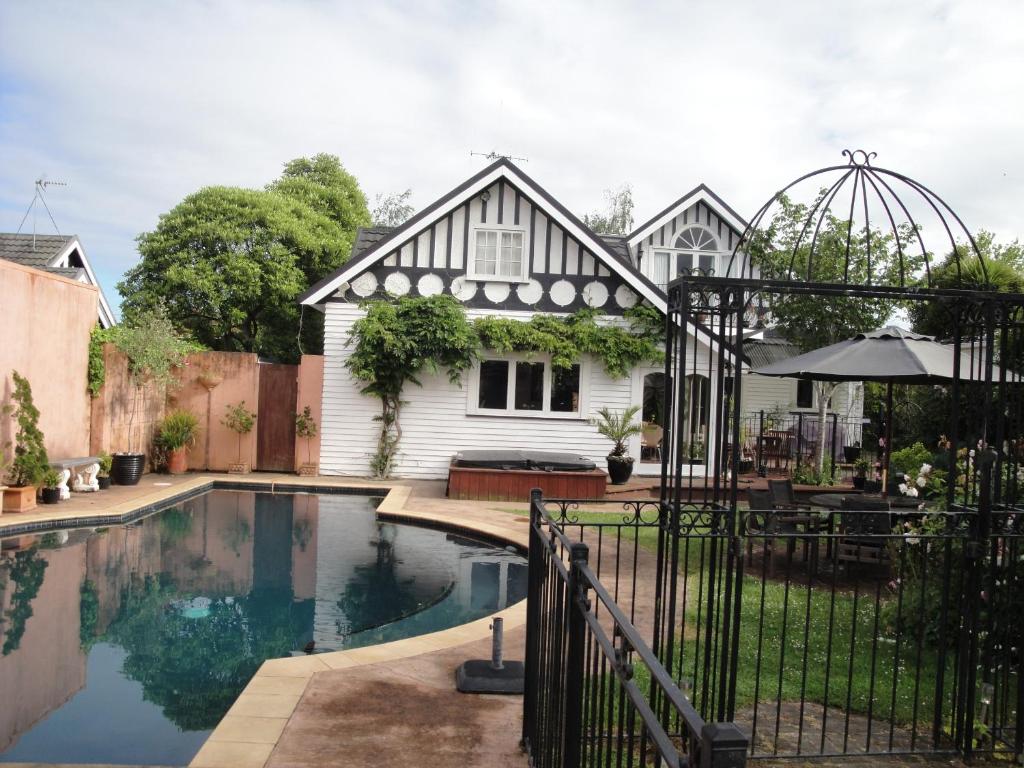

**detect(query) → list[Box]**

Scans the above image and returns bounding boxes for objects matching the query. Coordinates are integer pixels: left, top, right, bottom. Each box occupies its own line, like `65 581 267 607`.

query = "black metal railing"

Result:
735 412 870 480
522 490 748 768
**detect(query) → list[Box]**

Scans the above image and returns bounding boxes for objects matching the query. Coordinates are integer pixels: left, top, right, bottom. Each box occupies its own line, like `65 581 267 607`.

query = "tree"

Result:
121 155 370 362
748 194 912 473
583 184 634 235
371 189 415 227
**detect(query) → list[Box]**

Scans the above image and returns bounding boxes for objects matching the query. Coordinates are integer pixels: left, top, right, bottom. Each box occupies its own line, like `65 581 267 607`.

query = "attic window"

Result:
675 226 718 252
469 226 528 282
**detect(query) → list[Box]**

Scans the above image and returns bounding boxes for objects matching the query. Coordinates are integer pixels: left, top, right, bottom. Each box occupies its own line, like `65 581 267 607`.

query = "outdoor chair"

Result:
761 430 793 472
768 479 811 511
836 497 892 568
745 489 801 577
641 423 663 461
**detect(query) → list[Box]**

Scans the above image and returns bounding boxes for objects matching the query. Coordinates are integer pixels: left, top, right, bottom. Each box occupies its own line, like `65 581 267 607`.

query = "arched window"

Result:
674 226 718 252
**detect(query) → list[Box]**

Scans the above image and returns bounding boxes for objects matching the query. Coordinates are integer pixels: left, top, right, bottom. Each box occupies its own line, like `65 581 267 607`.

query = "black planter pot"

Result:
41 487 61 504
112 453 145 486
606 455 634 485
852 475 866 490
738 459 754 474
843 446 862 463
97 475 112 490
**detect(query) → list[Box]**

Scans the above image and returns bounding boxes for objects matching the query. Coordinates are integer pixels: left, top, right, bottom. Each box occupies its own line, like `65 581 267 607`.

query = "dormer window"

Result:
469 226 529 282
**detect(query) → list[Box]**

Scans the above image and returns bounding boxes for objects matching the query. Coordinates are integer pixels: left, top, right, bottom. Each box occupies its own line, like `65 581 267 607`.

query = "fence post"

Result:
563 541 589 768
795 412 804 473
522 488 545 752
700 722 748 767
756 410 765 476
830 413 839 482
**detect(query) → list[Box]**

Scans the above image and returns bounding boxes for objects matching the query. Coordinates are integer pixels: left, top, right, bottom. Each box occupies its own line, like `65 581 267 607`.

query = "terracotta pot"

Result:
2 485 38 513
167 448 188 475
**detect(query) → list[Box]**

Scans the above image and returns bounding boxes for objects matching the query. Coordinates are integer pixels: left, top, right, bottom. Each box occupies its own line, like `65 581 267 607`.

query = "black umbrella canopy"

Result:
752 326 1017 384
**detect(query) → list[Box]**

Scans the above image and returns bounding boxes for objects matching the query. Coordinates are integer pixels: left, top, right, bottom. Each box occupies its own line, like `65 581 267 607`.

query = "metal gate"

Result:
256 363 297 472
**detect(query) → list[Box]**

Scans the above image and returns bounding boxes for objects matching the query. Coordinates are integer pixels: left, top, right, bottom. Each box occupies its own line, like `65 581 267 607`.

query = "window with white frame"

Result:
650 250 671 289
646 226 722 288
469 227 528 281
471 356 584 417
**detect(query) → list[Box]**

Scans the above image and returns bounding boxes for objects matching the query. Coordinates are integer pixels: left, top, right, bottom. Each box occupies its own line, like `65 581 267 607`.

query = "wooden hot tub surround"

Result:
446 463 607 501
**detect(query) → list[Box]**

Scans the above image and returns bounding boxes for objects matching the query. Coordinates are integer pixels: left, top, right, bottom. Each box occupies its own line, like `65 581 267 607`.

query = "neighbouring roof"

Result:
746 336 802 368
0 233 76 269
0 232 116 328
350 226 396 259
597 233 632 264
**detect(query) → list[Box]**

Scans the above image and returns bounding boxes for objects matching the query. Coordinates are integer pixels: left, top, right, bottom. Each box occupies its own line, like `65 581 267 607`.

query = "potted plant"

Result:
223 402 256 474
852 458 870 490
97 452 113 490
106 306 198 486
155 410 199 475
2 372 49 513
40 469 62 505
591 405 643 485
295 406 318 476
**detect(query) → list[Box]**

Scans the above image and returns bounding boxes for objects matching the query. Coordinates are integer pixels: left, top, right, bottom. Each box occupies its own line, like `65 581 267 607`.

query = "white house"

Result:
300 160 863 479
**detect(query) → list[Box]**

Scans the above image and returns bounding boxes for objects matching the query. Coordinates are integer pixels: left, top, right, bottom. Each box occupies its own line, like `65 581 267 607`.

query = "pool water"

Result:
0 490 526 765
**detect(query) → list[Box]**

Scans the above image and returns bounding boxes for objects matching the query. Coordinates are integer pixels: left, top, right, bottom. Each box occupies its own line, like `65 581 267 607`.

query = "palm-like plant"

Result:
591 405 643 458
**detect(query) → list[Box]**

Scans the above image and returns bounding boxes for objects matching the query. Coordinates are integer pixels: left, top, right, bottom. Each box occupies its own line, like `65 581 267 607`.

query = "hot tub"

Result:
447 450 606 501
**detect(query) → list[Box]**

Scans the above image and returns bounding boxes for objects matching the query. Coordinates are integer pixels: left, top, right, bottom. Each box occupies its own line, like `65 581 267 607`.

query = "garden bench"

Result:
49 456 101 499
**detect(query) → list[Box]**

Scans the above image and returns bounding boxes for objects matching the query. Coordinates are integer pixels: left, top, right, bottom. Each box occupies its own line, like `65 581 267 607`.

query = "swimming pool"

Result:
0 490 526 765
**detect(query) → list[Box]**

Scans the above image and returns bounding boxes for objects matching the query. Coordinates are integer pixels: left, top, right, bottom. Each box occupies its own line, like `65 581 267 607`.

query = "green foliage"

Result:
294 406 318 439
591 406 643 457
347 295 478 477
1 548 48 655
122 154 370 363
106 304 201 388
583 184 634 235
222 402 256 464
97 451 113 477
79 579 99 651
222 402 256 435
371 189 415 227
889 441 934 477
159 506 194 546
6 372 49 487
87 325 113 397
41 468 62 489
474 307 663 379
155 410 200 452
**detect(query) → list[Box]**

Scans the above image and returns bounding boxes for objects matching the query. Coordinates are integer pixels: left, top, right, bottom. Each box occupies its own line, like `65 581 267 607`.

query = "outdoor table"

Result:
806 492 924 511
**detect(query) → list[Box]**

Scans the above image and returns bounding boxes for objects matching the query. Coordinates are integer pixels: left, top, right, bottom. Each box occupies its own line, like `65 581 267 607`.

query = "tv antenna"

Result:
470 150 528 163
16 176 70 248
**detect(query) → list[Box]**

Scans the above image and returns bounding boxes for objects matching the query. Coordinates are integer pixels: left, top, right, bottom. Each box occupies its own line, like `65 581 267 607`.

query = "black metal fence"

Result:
737 412 870 480
522 492 748 768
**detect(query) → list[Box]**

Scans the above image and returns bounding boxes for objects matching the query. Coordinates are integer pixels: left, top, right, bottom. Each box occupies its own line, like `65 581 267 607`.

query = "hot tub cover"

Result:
452 450 597 472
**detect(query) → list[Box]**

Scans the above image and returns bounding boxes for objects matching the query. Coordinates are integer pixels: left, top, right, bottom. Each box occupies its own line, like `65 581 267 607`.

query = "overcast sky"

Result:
2 0 1022 313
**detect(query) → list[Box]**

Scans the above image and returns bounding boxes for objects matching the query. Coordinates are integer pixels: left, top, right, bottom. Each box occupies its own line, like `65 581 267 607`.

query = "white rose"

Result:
916 476 927 488
921 463 932 474
906 487 919 498
898 483 908 495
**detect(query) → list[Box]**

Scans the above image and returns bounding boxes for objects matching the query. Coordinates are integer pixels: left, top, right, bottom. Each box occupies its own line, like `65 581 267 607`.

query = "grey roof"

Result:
597 234 632 264
351 226 397 258
0 233 75 269
45 266 85 279
746 336 802 368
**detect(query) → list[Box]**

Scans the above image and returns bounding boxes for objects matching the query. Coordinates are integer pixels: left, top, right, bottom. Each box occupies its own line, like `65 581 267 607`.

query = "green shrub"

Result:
5 372 49 487
889 442 934 477
155 410 200 451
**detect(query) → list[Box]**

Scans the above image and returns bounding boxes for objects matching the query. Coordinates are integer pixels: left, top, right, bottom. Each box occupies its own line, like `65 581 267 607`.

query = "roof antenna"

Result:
16 176 69 249
470 150 529 163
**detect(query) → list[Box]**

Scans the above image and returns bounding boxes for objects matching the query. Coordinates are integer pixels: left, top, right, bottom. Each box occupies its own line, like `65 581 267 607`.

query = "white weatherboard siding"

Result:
320 303 714 479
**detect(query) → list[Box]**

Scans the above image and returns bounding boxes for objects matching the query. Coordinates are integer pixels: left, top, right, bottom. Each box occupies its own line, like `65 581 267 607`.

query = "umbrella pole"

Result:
882 380 894 499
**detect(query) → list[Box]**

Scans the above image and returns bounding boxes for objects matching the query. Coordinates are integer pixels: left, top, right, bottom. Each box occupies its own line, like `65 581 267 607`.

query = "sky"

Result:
1 0 1022 315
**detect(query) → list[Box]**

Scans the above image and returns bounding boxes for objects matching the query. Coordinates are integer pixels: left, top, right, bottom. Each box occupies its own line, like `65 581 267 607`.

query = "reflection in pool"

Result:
0 490 525 765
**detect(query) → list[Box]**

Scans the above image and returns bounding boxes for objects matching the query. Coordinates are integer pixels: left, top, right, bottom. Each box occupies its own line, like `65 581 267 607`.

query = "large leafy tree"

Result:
120 155 370 362
748 194 914 472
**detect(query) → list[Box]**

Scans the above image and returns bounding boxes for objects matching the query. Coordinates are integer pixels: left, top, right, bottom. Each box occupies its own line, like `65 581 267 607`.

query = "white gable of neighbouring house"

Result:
626 185 753 291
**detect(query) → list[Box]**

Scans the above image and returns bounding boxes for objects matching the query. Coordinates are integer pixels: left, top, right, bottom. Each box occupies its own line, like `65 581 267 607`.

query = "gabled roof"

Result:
627 183 748 248
300 159 671 314
0 233 116 328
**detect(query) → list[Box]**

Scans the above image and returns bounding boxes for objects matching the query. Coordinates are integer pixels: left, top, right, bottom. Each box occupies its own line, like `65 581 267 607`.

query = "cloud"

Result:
1 0 1022 308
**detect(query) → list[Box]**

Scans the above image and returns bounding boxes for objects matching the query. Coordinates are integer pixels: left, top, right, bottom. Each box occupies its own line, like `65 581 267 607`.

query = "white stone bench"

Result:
49 456 101 498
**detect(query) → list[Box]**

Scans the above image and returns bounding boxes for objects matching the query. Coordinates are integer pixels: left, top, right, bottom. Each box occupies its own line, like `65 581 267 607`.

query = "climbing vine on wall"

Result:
347 295 663 477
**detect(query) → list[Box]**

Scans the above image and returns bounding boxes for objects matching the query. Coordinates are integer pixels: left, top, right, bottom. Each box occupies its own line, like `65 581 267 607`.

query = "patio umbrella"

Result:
751 326 1019 495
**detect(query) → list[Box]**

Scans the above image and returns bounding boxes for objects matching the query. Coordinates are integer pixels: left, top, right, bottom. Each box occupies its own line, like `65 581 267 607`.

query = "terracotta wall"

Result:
294 355 323 470
0 260 98 461
169 352 260 471
89 344 167 462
